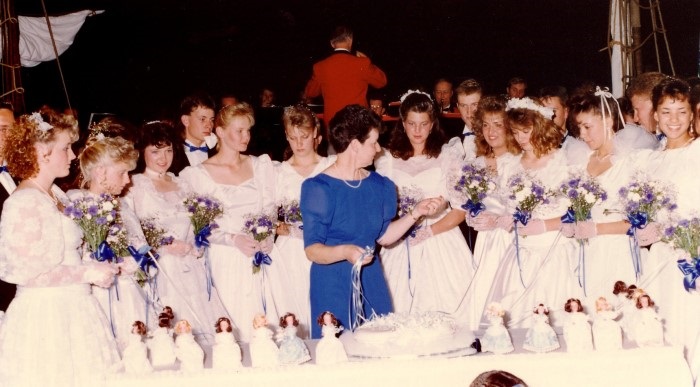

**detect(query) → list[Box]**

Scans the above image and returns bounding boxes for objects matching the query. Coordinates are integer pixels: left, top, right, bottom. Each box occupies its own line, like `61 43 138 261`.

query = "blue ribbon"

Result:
128 245 158 273
577 241 586 296
628 228 643 280
514 208 531 226
560 208 576 224
626 212 648 236
512 219 526 288
185 142 209 152
461 199 486 217
0 165 7 173
194 224 213 248
93 240 116 262
677 258 700 292
253 251 273 267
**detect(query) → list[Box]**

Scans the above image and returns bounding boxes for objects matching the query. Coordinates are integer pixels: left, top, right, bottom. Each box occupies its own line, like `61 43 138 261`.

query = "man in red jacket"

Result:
304 26 387 132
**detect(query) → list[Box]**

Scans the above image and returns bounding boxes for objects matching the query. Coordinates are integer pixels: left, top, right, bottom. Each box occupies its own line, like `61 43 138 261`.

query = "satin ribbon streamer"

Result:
350 246 375 331
512 209 530 288
462 199 486 218
626 212 648 279
677 258 700 292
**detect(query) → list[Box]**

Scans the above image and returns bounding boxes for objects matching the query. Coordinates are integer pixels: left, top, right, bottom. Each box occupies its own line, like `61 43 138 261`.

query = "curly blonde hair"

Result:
78 136 138 188
5 112 78 181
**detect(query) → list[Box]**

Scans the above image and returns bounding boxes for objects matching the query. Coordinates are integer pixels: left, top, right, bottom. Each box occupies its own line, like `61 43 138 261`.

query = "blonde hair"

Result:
174 320 192 335
5 112 78 181
78 136 138 188
215 102 255 129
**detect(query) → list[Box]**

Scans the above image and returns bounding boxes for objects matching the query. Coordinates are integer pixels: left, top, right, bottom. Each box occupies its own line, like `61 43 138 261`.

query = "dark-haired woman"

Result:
124 120 229 340
301 104 444 338
375 91 473 324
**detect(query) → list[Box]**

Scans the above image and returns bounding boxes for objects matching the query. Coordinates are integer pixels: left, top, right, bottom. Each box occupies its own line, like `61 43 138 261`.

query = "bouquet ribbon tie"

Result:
626 212 648 236
93 240 116 263
560 208 576 224
677 258 700 292
462 199 486 218
253 251 273 267
514 208 531 226
194 224 213 248
128 245 158 273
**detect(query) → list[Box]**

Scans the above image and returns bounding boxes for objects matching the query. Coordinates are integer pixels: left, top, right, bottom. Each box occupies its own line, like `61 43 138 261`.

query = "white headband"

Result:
506 97 555 120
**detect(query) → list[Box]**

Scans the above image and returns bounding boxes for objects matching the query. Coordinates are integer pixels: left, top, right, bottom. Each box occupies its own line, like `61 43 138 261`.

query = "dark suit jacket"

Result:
169 144 217 176
304 50 387 124
0 182 16 311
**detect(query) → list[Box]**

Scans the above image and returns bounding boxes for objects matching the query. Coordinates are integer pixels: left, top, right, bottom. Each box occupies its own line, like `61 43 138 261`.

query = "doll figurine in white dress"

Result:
592 297 622 351
250 314 280 367
315 311 348 365
632 294 664 347
123 321 153 374
212 317 242 370
563 298 593 352
523 304 559 353
174 320 204 371
277 313 311 365
481 302 514 354
148 312 176 369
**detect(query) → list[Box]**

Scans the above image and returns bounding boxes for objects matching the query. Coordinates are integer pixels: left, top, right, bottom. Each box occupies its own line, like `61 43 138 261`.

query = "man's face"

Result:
181 106 215 145
540 96 568 130
434 81 453 108
507 82 526 99
456 93 481 126
630 94 656 133
369 99 385 116
0 108 15 158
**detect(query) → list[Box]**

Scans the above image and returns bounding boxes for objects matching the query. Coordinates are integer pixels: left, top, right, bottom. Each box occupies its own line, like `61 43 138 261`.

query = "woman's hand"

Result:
231 234 259 256
573 221 598 239
162 239 194 256
635 222 661 246
516 219 546 236
117 256 139 275
408 226 433 247
470 212 513 232
276 223 290 236
344 245 374 266
414 196 447 219
84 261 119 288
259 236 274 254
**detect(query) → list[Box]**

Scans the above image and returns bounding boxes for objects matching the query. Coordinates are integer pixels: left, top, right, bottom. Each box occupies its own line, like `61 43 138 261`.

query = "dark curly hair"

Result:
388 92 446 160
133 120 181 174
568 90 623 133
507 107 563 158
328 104 381 153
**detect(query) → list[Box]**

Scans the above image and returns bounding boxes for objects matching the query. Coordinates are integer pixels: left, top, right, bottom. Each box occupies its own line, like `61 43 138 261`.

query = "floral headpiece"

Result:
506 97 554 120
28 112 53 132
399 89 432 103
88 121 108 142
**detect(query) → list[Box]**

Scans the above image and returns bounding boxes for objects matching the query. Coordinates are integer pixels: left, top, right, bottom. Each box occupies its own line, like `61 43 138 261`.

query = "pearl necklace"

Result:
144 167 168 180
28 179 59 206
333 163 363 189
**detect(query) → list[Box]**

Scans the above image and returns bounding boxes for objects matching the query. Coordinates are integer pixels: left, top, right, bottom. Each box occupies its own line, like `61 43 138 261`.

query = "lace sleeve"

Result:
373 148 393 179
119 198 147 248
0 190 89 286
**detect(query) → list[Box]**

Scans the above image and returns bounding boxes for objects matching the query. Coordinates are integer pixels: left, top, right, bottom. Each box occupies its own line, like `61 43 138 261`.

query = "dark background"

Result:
16 0 700 124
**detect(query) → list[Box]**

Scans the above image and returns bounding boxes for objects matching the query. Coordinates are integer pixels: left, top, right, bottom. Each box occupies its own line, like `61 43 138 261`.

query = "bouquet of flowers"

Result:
663 217 700 291
397 185 424 238
183 194 223 248
453 163 496 217
278 199 302 225
616 176 677 235
558 174 607 227
507 172 553 225
243 212 276 273
64 193 120 262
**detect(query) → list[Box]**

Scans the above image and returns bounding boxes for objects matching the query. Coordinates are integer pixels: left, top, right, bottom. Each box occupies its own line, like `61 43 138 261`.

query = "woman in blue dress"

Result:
301 105 445 339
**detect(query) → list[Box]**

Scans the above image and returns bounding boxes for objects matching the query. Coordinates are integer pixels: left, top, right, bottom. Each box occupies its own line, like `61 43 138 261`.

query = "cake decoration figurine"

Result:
592 297 622 351
212 317 242 370
123 321 153 374
315 311 348 364
174 320 204 371
149 312 177 368
523 304 559 353
276 312 311 365
632 294 664 347
480 302 514 354
562 298 593 352
250 314 280 367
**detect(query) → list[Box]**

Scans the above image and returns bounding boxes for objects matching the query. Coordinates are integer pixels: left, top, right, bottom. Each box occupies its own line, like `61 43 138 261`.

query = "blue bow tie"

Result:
463 132 474 137
656 132 666 141
185 143 209 153
0 165 7 173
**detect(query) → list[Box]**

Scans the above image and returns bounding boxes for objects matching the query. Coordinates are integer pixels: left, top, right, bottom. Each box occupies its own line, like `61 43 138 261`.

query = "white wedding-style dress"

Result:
180 155 280 342
375 138 474 323
0 189 120 385
270 156 334 338
124 173 229 341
